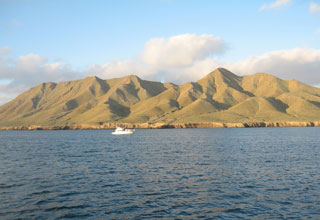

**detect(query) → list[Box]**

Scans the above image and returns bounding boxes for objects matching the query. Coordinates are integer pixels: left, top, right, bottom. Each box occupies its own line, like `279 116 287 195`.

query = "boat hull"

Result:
112 130 134 135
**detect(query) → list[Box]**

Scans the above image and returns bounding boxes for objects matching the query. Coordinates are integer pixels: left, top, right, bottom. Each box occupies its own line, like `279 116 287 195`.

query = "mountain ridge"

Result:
1 67 320 126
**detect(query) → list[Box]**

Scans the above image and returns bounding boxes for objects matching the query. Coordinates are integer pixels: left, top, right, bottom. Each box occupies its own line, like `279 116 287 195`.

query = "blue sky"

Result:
0 0 320 104
2 0 319 67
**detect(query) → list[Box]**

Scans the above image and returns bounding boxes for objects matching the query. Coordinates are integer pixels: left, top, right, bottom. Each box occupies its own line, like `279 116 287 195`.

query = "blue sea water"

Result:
0 128 319 219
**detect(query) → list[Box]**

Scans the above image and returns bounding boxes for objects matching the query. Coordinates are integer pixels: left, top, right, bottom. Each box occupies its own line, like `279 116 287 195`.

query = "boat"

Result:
112 127 135 135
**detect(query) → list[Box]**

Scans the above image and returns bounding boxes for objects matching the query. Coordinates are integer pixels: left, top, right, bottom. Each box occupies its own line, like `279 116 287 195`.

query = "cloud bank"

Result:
93 36 320 86
0 51 82 104
141 34 226 67
226 48 320 84
1 33 320 105
91 34 227 83
259 0 291 11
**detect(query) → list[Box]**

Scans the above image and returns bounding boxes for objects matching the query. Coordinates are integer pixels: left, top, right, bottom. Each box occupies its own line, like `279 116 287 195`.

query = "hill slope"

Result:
1 68 320 126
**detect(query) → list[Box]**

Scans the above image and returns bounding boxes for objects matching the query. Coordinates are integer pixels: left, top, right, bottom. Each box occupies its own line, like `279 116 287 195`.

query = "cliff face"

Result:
1 68 320 127
1 121 320 130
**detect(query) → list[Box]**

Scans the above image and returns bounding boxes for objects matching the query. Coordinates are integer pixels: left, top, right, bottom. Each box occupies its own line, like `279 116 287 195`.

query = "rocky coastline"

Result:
0 121 320 130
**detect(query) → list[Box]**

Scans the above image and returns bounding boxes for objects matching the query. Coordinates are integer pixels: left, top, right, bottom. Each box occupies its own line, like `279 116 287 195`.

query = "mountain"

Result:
1 68 320 126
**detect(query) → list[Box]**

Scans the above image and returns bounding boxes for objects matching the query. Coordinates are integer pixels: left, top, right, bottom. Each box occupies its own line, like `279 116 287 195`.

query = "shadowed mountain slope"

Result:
1 68 320 126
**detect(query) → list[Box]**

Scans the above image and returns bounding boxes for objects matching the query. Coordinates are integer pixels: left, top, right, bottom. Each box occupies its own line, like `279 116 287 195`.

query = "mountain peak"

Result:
213 68 239 78
200 68 239 80
83 75 103 82
198 68 241 86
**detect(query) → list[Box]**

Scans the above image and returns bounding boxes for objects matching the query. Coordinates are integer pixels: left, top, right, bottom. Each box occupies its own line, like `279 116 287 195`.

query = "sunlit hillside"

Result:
1 68 320 126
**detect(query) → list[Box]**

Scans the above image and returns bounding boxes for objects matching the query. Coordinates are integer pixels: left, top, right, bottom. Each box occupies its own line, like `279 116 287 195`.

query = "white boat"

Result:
112 127 135 135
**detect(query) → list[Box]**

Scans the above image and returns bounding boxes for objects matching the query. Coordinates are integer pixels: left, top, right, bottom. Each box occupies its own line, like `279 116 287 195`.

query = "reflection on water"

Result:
0 128 319 219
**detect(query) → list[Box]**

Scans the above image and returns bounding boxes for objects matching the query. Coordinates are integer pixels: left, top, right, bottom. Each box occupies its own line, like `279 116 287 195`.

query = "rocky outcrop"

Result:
1 121 320 130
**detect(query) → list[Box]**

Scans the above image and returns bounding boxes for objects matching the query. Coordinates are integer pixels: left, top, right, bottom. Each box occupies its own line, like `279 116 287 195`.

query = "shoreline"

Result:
0 121 320 130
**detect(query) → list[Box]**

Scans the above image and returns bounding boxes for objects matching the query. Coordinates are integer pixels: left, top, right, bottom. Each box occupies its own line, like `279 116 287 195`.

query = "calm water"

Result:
0 128 319 219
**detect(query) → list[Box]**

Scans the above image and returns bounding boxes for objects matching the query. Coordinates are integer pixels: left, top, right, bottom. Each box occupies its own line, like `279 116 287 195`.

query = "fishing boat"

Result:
112 127 135 135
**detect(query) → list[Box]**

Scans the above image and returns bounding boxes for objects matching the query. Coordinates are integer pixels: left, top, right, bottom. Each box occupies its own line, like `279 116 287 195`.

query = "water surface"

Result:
0 128 319 219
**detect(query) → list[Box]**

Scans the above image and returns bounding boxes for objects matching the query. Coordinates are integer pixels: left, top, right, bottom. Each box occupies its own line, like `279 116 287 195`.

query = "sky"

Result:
0 0 320 104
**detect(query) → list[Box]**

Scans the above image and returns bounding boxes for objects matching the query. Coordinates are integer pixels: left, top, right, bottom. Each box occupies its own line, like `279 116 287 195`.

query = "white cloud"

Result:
310 2 320 16
259 0 291 11
226 48 320 85
87 60 156 79
18 54 46 72
0 51 83 105
141 34 226 67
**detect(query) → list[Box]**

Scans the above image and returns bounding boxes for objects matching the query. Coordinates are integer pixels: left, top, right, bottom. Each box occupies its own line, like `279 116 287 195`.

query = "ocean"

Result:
0 128 319 219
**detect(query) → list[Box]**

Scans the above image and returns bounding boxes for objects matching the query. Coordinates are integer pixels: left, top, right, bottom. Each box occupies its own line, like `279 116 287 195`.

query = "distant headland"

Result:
1 68 320 129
